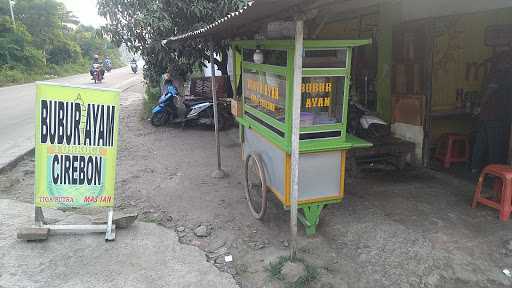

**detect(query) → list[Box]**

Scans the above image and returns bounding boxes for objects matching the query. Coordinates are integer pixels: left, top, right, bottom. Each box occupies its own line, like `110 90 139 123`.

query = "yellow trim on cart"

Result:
298 195 342 205
268 185 285 204
285 153 291 206
279 195 342 207
340 150 346 198
283 150 346 207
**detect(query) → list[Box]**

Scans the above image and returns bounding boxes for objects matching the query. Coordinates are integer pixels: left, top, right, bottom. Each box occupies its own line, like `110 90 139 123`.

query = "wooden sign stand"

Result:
34 206 116 241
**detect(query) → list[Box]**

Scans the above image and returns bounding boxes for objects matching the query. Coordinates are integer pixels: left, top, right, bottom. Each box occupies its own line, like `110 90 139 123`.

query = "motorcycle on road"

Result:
130 62 138 74
104 59 112 72
92 63 104 84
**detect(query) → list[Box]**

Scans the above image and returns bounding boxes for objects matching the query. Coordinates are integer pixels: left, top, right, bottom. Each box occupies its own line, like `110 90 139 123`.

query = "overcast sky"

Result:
58 0 105 27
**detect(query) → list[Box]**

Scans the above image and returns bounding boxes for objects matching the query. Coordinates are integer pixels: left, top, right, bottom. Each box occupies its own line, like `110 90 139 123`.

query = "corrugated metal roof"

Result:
162 0 308 46
162 0 512 46
161 0 384 46
163 1 255 43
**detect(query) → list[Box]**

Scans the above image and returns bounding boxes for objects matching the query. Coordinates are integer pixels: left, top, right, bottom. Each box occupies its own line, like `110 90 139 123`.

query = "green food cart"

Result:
233 39 372 235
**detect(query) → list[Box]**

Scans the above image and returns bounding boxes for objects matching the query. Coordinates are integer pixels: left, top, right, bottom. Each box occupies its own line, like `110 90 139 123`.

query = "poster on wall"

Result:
34 82 120 208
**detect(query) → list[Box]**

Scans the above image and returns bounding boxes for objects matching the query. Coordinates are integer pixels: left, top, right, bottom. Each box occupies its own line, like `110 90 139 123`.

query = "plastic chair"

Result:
434 133 470 168
471 164 512 221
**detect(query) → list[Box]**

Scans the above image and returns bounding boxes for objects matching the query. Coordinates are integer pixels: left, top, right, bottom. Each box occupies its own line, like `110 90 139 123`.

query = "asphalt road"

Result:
0 66 143 169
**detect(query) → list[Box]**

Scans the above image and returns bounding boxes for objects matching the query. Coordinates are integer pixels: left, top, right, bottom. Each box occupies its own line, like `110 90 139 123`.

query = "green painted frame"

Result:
299 47 350 138
232 39 371 154
243 105 286 131
232 39 372 49
244 62 288 76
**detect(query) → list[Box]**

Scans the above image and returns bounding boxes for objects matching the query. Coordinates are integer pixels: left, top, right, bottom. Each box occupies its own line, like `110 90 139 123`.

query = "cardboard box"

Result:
230 98 242 118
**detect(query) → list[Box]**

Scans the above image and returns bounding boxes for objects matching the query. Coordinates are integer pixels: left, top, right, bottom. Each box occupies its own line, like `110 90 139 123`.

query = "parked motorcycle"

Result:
92 63 104 84
348 101 389 139
151 94 232 129
130 62 138 74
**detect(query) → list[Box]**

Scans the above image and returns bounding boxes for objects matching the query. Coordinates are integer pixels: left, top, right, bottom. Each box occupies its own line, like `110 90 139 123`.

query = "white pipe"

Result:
290 19 304 260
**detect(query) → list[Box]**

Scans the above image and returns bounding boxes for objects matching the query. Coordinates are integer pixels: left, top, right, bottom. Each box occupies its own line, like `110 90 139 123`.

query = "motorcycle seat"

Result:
183 99 209 108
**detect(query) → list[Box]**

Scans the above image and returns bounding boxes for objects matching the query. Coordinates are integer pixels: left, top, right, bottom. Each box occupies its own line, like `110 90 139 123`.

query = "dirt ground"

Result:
2 83 512 287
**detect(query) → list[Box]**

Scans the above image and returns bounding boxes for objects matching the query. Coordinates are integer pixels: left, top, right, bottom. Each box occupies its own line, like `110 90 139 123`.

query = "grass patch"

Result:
266 256 319 288
0 61 91 87
0 66 43 87
143 85 161 119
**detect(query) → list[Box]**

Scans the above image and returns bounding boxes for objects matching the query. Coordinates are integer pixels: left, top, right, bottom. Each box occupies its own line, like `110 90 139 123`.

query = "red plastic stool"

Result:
434 133 470 168
471 164 512 221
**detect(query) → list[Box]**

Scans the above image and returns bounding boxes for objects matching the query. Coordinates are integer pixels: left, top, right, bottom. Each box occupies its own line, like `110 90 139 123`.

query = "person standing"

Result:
471 54 512 172
162 72 179 119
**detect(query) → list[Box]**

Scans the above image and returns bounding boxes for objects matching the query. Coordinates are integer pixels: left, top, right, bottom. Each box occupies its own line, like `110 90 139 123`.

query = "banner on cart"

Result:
34 83 120 208
243 71 287 121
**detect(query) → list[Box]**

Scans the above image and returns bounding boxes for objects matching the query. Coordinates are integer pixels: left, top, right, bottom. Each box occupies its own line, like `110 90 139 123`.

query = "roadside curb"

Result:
0 147 35 175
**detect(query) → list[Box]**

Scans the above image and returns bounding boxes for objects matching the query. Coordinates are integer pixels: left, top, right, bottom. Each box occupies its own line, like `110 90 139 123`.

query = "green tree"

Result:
46 33 82 65
14 0 62 56
97 0 247 85
0 0 122 86
73 25 107 58
0 16 44 69
12 0 86 64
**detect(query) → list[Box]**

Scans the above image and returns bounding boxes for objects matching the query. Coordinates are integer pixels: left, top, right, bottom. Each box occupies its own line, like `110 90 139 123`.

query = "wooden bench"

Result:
348 136 416 177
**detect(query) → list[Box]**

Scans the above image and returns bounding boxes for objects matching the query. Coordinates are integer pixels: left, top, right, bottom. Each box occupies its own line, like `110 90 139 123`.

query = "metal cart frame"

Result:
234 40 372 235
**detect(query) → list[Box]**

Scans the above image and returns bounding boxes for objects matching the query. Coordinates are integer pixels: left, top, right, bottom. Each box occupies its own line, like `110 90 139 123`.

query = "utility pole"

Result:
290 18 304 261
209 41 226 179
9 0 15 27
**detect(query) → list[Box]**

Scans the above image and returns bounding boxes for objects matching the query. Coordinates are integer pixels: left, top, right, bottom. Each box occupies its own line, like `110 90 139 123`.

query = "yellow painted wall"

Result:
432 8 512 111
431 8 512 143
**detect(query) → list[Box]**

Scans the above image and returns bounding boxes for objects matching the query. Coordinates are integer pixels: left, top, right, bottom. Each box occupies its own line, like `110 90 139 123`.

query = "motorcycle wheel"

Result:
216 112 225 130
151 111 169 127
206 108 226 130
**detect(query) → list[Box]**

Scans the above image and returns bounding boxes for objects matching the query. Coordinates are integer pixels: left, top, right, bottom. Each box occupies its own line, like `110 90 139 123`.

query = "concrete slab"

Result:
0 199 237 288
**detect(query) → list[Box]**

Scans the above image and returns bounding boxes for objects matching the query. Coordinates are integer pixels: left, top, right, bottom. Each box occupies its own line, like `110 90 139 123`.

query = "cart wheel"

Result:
244 153 267 220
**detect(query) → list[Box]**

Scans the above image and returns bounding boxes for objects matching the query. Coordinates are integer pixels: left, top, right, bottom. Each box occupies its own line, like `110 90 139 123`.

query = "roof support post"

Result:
209 41 226 179
290 18 304 261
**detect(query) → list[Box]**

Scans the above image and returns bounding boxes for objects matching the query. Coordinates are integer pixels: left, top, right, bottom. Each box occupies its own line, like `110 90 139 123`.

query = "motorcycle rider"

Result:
130 57 138 73
90 54 105 80
103 56 112 71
